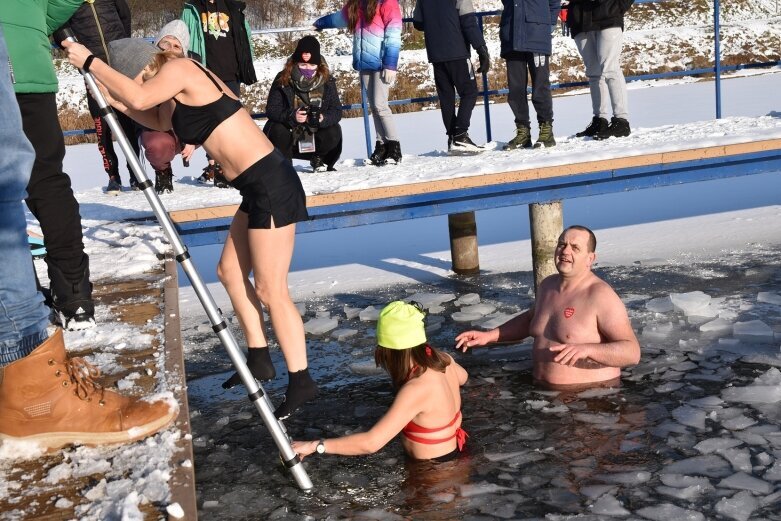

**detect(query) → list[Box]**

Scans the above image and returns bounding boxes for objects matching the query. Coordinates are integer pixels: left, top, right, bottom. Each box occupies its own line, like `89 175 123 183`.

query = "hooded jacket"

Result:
499 0 560 57
412 0 486 64
566 0 634 38
264 67 342 131
314 0 402 72
181 0 256 85
0 0 83 94
67 0 131 63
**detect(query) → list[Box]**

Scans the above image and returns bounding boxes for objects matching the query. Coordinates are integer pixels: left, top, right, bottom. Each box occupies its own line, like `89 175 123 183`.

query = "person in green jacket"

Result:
0 0 97 331
181 0 257 187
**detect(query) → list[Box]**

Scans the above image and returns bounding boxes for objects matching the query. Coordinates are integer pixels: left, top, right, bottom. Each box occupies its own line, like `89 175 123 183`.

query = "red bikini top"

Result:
402 411 468 450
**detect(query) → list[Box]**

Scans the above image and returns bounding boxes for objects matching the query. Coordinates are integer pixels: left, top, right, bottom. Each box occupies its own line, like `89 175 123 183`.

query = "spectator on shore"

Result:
314 0 403 166
500 0 560 151
62 37 318 419
412 0 490 154
0 0 96 331
567 0 634 140
292 302 469 461
67 0 141 193
140 20 199 194
0 25 177 454
181 0 257 188
264 36 343 173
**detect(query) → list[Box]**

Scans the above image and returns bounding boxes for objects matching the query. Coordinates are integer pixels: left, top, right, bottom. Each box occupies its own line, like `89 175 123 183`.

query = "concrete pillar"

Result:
529 201 563 293
448 212 479 275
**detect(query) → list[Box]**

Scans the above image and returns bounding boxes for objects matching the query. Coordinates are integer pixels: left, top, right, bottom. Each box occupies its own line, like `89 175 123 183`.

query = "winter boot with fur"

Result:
0 329 177 451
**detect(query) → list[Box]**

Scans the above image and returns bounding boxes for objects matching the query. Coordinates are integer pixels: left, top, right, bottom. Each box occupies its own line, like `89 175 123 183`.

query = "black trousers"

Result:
264 122 343 169
432 59 478 137
506 52 554 127
17 93 89 282
86 88 140 183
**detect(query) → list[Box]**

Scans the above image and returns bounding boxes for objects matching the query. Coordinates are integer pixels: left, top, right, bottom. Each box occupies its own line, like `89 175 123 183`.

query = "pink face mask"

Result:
299 66 317 79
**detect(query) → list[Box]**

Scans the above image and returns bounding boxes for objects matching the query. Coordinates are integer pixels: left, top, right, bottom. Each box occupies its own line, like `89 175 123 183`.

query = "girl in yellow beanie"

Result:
293 301 468 461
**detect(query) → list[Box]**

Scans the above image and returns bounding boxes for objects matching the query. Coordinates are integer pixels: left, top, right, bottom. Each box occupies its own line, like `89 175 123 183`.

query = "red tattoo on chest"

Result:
563 307 575 319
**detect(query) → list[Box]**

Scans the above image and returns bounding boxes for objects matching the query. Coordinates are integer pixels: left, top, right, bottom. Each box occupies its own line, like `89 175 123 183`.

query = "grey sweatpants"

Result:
360 71 399 142
574 27 629 120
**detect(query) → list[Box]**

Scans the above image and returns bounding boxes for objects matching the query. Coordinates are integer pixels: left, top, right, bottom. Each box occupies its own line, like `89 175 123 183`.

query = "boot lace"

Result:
65 357 105 401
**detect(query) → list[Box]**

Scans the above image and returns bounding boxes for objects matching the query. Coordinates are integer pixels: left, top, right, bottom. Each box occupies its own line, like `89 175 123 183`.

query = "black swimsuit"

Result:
173 60 308 229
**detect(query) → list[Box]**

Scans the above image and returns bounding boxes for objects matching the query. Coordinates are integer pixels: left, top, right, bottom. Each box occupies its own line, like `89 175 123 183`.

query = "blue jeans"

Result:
0 26 50 365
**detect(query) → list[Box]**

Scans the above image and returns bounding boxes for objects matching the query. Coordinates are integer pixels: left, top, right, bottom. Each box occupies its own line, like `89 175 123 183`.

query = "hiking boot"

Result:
594 117 631 140
534 121 556 148
576 116 609 138
198 164 215 184
105 176 122 195
385 140 402 164
0 329 177 451
310 156 327 173
369 141 387 166
503 125 532 150
449 132 484 154
155 167 174 194
213 164 230 188
47 261 95 331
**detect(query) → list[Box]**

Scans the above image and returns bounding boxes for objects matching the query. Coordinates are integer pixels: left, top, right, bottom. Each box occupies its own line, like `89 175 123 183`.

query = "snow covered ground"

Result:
1 68 780 519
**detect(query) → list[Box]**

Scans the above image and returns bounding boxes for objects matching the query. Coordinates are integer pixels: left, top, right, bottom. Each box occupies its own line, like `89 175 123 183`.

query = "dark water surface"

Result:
182 246 781 520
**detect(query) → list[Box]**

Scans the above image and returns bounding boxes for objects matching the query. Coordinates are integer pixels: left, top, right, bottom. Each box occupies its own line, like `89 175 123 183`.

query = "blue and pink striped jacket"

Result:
314 0 402 72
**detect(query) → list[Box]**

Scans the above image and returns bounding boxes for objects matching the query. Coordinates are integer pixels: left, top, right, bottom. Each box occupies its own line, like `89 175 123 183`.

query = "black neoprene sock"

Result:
274 368 318 420
222 347 276 389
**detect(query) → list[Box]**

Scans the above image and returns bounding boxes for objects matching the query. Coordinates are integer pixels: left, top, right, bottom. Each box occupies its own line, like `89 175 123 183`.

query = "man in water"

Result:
455 225 640 387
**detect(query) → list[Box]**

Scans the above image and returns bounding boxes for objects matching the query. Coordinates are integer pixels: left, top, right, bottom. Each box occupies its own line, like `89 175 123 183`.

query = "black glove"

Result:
476 45 491 74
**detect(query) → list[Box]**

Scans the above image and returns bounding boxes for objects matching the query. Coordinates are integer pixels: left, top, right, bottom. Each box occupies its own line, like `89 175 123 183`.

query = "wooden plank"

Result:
168 138 781 225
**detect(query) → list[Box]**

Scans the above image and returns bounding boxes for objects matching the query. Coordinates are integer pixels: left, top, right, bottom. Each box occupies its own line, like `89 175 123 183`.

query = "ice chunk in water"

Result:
672 405 707 430
359 306 381 321
656 484 712 500
714 490 757 521
349 361 384 376
699 317 733 334
718 471 773 494
590 494 630 516
655 382 685 393
576 387 620 399
757 292 781 306
641 321 674 340
455 293 480 306
579 485 616 499
694 438 743 454
660 474 711 488
733 320 775 343
478 312 522 330
459 482 516 497
660 455 732 477
451 310 484 322
573 413 619 425
344 305 362 320
722 369 781 404
722 414 757 431
717 447 752 472
764 460 781 480
636 503 704 521
670 291 712 316
331 328 358 341
687 395 724 408
459 303 496 316
594 471 651 485
646 296 674 313
405 292 456 309
303 316 339 335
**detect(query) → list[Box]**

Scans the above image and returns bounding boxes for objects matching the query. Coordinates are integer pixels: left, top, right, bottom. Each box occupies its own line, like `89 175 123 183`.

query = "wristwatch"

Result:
316 438 326 454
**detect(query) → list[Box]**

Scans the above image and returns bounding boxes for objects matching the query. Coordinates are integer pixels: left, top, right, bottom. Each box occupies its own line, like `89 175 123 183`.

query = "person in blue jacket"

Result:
413 0 490 154
500 0 560 150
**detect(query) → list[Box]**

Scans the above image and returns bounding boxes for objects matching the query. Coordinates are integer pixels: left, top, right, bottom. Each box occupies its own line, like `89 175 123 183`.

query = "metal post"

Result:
714 0 722 119
360 75 373 159
448 212 480 275
529 201 563 294
478 15 492 142
55 30 313 491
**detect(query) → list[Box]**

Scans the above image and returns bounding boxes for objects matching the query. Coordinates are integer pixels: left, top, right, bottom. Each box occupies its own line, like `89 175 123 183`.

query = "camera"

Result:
306 105 321 130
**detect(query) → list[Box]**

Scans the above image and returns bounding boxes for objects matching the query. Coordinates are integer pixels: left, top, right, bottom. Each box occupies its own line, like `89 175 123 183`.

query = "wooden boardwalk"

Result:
0 257 196 520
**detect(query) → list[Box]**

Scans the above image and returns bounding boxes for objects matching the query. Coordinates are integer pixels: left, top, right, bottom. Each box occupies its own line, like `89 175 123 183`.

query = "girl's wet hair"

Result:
142 50 181 81
375 343 451 389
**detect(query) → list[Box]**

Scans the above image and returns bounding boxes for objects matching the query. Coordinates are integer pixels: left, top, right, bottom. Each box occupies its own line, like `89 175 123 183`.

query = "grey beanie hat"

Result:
154 20 191 52
107 38 159 79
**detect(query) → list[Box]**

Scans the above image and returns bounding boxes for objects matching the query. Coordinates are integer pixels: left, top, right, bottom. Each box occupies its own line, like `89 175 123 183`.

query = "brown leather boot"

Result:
0 329 177 451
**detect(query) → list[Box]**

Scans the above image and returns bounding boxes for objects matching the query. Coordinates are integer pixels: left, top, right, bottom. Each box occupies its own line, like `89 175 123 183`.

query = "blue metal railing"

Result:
62 1 778 144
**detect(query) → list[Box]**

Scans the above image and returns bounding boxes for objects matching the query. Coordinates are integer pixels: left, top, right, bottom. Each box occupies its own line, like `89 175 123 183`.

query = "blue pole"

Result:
714 0 722 119
478 16 492 142
360 76 373 158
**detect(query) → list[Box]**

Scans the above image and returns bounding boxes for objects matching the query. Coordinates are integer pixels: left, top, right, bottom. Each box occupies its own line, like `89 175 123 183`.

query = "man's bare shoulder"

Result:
587 274 626 308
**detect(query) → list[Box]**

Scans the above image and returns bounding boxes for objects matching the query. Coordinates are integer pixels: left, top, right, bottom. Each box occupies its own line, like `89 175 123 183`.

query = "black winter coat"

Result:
264 71 342 131
67 0 131 62
566 0 634 38
412 0 486 63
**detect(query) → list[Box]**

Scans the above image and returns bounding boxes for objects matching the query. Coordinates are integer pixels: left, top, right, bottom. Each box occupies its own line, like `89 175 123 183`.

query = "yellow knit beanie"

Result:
376 301 427 350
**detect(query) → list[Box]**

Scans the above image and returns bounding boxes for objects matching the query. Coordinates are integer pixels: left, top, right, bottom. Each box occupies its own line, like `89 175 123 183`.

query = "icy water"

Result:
181 246 781 520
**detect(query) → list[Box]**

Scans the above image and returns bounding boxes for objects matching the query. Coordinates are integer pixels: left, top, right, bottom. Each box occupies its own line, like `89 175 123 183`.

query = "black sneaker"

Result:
155 167 174 194
105 175 122 195
594 117 631 140
369 141 387 166
213 163 230 188
47 262 95 331
576 116 609 138
384 140 402 164
310 156 327 173
449 132 484 154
